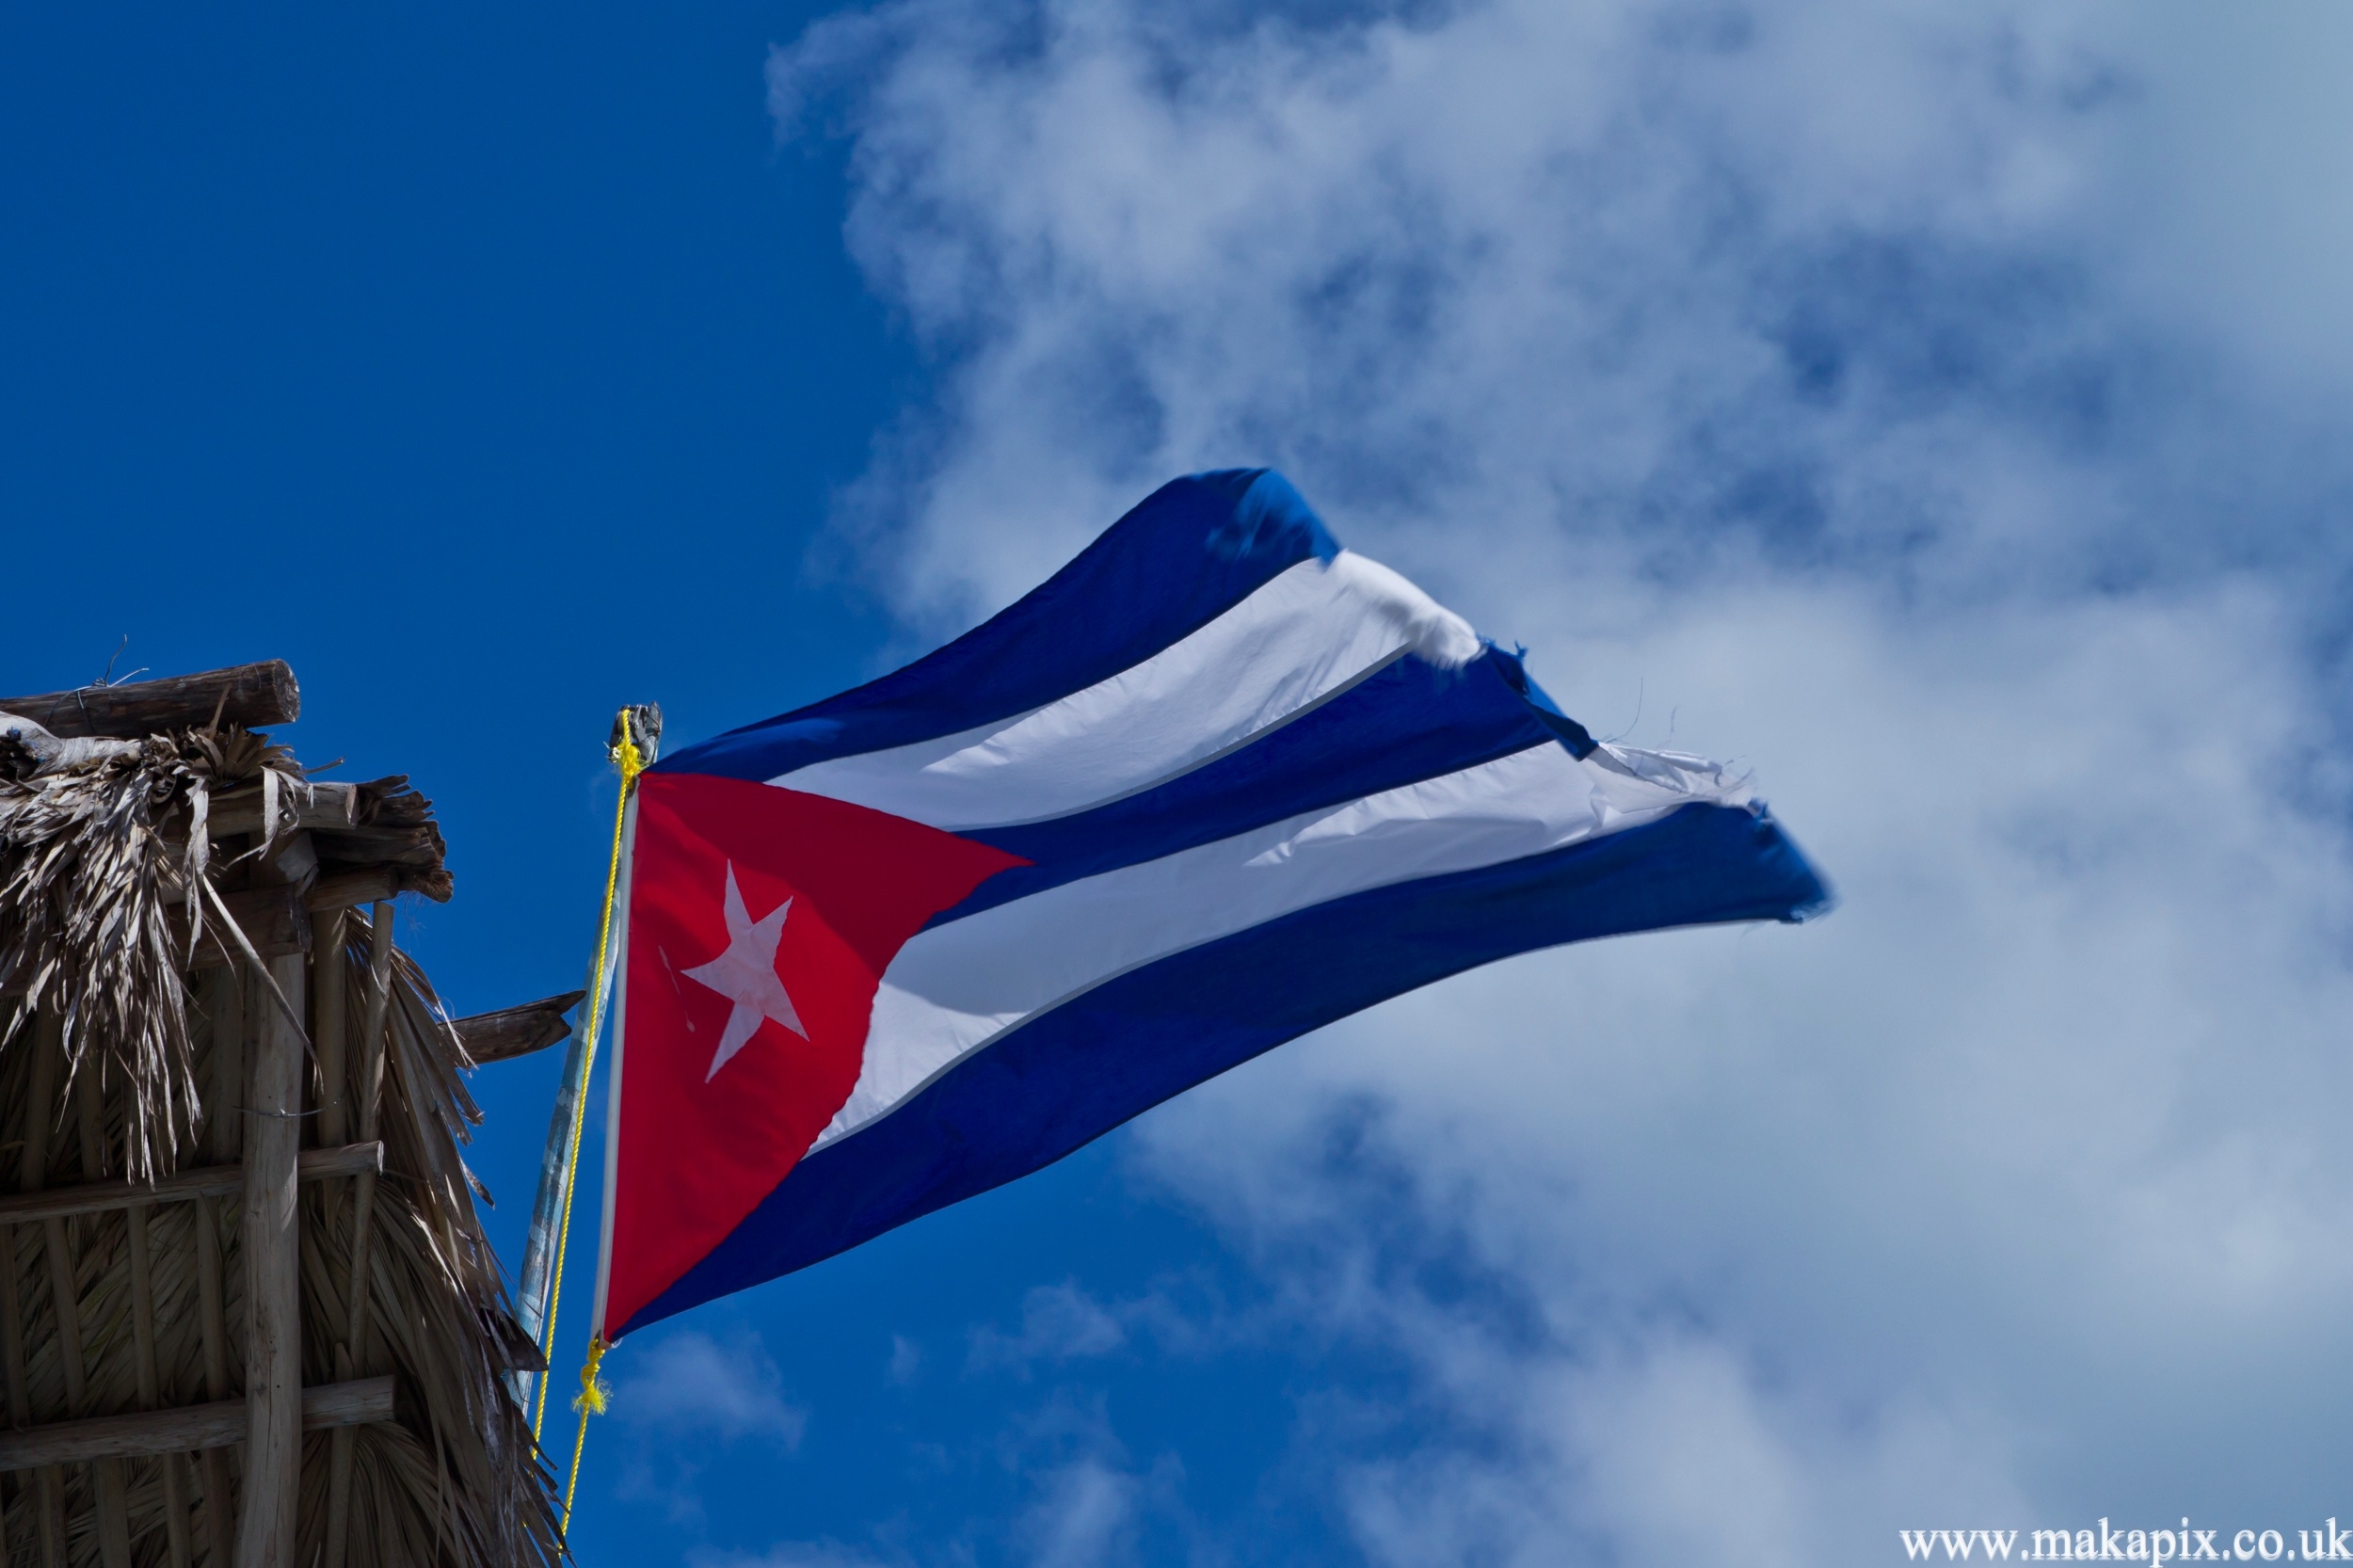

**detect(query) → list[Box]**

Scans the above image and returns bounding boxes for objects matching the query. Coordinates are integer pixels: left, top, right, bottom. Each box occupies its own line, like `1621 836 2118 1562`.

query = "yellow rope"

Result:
562 1335 609 1530
533 713 645 1457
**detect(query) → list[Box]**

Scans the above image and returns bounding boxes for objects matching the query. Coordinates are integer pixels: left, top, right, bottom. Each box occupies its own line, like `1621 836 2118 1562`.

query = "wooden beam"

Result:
161 866 400 918
306 868 398 914
308 824 444 871
0 883 308 998
24 885 317 992
0 663 298 742
152 867 397 920
184 885 309 971
0 1379 394 1473
455 992 585 1066
0 1144 380 1225
235 952 304 1568
203 783 358 841
4 881 324 997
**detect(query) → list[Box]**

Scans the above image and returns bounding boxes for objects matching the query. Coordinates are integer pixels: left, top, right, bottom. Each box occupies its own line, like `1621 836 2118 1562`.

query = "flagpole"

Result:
586 781 635 1349
524 706 658 1453
552 703 657 1538
510 926 616 1413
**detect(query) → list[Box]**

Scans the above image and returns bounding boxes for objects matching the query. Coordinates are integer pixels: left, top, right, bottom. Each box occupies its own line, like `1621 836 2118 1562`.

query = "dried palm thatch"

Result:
0 692 562 1568
0 725 307 1182
302 923 558 1568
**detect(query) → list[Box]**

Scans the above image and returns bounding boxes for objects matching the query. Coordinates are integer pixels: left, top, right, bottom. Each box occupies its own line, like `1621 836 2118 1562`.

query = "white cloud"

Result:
995 1397 1183 1568
616 1329 810 1447
692 1544 899 1568
693 1546 896 1568
772 0 2353 1558
887 1332 924 1385
965 1277 1243 1377
968 1281 1129 1374
1017 1459 1142 1568
2082 3 2353 392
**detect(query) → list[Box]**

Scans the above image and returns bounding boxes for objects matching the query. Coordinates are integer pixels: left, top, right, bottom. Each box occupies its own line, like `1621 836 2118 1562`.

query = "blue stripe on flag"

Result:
936 648 1566 923
617 800 1831 1336
658 469 1338 784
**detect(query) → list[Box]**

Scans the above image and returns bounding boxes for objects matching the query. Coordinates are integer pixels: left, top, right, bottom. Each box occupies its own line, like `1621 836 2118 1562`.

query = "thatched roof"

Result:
0 663 562 1568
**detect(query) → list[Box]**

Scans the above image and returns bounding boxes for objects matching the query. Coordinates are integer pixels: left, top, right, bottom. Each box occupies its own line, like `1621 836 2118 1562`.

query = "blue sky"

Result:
0 7 1419 1562
11 3 2353 1565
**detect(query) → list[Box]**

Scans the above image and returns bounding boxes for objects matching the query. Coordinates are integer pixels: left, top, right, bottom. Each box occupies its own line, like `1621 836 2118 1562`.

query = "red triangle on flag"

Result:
606 771 1024 1335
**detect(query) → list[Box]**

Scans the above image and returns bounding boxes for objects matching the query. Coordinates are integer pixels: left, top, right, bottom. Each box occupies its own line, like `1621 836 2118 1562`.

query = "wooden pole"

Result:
26 1017 104 1568
195 968 240 1568
0 1218 32 1568
313 908 354 1568
0 1006 37 1568
124 1106 197 1568
7 1007 58 1562
189 1198 233 1568
233 952 304 1568
207 973 243 1169
125 1201 194 1568
346 904 393 1373
70 1071 132 1568
312 912 347 1146
324 904 392 1568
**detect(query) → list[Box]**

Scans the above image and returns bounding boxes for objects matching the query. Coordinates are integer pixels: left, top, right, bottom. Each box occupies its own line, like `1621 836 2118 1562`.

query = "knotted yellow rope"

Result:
536 711 645 1539
563 1334 610 1528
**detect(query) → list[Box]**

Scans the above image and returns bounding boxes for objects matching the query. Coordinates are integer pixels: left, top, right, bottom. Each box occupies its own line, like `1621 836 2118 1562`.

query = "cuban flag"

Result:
590 471 1828 1342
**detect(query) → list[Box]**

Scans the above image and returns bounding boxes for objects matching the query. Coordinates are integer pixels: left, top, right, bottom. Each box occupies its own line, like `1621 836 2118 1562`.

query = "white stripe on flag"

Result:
773 552 1483 831
812 742 1752 1150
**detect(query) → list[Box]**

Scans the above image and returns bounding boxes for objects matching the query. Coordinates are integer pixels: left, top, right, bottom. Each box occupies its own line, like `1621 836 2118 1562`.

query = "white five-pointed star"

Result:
680 863 807 1081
